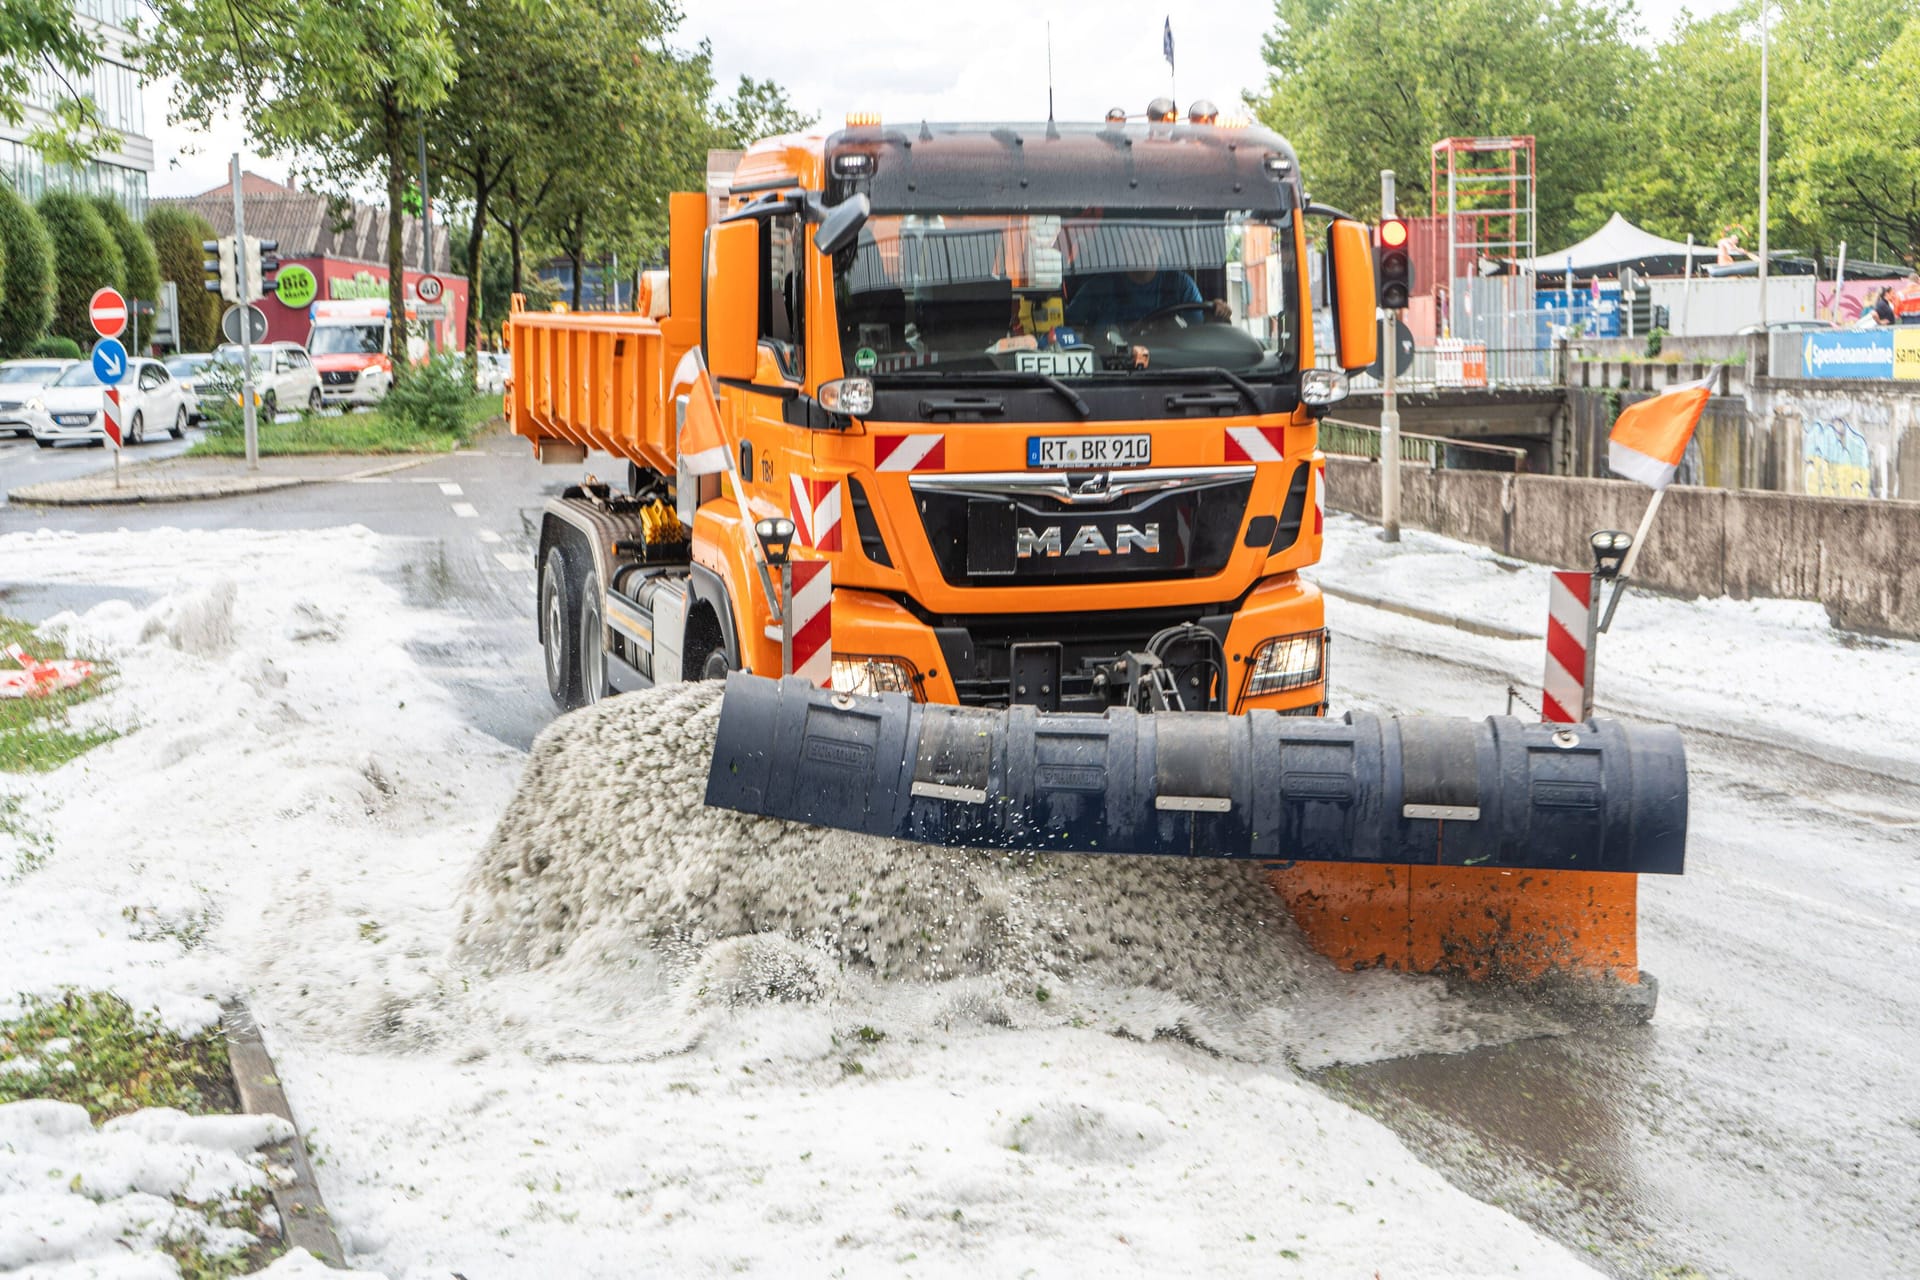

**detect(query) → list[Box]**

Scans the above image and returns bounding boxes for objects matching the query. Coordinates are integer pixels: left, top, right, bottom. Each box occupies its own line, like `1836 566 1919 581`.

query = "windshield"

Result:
54 364 106 388
309 323 385 355
167 355 213 376
835 210 1297 379
213 347 272 372
0 362 65 384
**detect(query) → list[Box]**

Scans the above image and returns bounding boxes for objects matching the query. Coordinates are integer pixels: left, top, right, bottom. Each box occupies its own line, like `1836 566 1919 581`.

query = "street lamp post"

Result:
1759 1 1770 327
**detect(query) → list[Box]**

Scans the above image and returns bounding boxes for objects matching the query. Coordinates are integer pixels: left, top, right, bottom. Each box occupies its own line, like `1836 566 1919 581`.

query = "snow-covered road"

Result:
3 512 1913 1278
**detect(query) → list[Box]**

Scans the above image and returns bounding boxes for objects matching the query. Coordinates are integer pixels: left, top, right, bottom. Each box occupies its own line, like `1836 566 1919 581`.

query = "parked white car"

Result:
213 341 323 417
0 358 77 437
31 358 192 447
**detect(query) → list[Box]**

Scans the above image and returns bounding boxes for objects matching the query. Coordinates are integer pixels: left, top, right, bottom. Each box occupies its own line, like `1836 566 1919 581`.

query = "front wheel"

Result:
540 544 582 711
35 438 53 449
307 387 322 413
169 407 186 439
262 391 278 419
701 648 731 681
127 412 144 445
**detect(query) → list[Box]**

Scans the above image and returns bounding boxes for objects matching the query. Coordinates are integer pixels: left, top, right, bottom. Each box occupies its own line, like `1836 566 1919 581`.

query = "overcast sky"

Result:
148 0 1743 200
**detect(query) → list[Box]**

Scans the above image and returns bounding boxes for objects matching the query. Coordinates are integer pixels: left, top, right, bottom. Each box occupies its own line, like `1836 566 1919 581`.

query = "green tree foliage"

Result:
1251 0 1643 246
144 0 454 370
145 205 221 352
91 197 160 312
36 191 123 345
713 76 815 147
0 0 113 160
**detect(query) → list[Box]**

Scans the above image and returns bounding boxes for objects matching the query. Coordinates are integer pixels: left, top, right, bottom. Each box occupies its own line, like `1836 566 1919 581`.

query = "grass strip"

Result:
0 990 236 1121
188 396 500 457
0 614 115 772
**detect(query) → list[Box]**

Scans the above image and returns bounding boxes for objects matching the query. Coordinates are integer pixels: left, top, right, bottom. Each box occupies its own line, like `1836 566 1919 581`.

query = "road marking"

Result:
494 551 534 572
450 502 479 519
477 529 502 544
439 482 463 496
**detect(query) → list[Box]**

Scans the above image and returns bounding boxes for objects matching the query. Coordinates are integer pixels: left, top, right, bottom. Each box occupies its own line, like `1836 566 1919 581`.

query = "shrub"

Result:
91 196 161 318
26 335 82 359
0 185 55 356
383 355 471 435
145 206 220 351
1644 327 1667 359
36 192 124 346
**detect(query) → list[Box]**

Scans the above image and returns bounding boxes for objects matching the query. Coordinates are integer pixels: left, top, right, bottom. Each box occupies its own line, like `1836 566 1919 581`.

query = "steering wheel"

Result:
1130 300 1213 331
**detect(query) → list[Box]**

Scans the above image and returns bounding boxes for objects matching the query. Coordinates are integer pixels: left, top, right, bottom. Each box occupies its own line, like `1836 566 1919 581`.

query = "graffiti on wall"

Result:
1802 419 1874 498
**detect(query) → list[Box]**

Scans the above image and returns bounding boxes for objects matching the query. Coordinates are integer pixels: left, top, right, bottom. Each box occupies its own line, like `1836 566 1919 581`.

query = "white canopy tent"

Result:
1507 213 1705 282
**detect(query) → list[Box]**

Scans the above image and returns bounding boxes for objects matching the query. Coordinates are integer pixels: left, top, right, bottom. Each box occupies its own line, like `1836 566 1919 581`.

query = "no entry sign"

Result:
102 387 123 449
90 287 128 338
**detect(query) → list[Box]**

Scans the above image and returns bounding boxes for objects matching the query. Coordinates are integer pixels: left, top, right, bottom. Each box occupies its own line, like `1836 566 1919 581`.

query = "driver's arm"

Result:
1170 271 1231 321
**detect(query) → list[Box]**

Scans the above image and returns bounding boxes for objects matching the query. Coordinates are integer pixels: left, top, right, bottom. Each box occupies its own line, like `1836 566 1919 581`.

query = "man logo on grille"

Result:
1017 523 1159 558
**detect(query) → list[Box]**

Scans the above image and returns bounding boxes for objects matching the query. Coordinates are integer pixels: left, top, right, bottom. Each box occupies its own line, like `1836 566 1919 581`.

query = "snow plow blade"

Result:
705 674 1686 875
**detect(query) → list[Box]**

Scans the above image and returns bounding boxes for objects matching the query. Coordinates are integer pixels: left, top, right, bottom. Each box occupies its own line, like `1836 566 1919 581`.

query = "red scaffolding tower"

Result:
1430 136 1537 342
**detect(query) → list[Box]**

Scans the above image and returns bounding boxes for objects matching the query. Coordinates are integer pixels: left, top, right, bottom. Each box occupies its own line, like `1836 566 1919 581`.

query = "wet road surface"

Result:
1326 624 1920 1279
0 426 201 503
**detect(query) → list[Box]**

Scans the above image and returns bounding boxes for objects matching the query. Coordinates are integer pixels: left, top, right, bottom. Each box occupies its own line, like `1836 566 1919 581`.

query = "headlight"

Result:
25 397 43 412
1299 368 1348 406
1245 630 1325 696
831 655 917 697
817 377 874 416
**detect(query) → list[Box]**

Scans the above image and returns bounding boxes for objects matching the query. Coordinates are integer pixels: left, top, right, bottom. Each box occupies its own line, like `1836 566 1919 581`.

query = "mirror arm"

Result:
1304 200 1360 223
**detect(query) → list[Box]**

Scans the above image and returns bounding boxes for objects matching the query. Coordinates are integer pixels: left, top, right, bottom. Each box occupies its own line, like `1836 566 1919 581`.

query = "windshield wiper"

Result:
1148 367 1266 412
880 369 1091 418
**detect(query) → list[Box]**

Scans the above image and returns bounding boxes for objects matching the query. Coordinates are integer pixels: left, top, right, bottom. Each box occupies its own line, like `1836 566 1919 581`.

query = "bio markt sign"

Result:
1801 331 1894 379
275 264 318 309
1895 329 1920 381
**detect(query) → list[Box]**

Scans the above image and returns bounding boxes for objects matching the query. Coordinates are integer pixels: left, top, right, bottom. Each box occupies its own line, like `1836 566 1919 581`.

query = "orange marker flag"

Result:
672 349 732 477
1608 375 1713 490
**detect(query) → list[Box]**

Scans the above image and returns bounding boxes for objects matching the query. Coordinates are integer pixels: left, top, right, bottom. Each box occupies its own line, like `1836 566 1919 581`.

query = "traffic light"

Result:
1376 216 1412 310
246 237 278 301
202 239 231 299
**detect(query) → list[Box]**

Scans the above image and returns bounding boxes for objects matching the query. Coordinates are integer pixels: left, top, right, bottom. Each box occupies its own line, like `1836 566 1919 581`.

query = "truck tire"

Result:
541 544 583 711
701 648 731 681
578 572 609 705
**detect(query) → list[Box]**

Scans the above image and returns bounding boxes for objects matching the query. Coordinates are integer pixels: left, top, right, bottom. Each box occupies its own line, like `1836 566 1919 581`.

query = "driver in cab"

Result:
1064 228 1231 332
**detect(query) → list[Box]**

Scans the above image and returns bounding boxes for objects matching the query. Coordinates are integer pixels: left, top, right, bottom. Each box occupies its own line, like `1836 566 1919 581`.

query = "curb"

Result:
9 455 433 507
1312 580 1538 642
222 1001 347 1265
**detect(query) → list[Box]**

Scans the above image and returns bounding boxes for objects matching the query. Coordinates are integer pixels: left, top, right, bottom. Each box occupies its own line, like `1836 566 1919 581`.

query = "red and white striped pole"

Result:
1541 569 1599 724
788 560 832 687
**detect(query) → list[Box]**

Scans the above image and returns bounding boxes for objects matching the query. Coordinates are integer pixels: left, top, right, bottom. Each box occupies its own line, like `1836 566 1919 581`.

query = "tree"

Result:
0 0 114 160
1249 0 1645 246
712 75 813 147
0 184 53 355
92 197 160 312
144 0 454 371
36 191 123 345
146 205 221 352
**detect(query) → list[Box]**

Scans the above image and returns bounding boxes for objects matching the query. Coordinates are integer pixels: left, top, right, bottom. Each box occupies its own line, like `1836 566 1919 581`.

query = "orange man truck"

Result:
504 114 1686 1000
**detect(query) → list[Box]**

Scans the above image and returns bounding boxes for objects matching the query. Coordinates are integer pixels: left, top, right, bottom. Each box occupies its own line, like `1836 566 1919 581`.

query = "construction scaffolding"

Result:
1431 136 1538 348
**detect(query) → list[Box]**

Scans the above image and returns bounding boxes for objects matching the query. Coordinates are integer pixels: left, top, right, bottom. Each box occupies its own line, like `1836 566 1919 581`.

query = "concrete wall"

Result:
1325 457 1920 638
1757 380 1920 501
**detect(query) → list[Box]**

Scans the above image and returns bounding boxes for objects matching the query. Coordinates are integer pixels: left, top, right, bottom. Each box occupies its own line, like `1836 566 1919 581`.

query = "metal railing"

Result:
1321 343 1565 392
1320 417 1530 472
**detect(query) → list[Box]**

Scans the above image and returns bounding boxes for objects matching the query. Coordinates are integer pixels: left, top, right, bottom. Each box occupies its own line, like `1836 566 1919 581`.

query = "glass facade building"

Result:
0 2 151 216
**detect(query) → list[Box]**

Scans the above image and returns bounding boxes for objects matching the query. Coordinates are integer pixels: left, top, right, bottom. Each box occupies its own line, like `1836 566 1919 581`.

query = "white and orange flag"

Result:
1608 375 1713 490
672 349 731 477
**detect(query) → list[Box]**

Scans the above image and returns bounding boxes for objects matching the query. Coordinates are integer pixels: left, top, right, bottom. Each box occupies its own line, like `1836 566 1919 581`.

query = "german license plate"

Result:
1027 433 1151 469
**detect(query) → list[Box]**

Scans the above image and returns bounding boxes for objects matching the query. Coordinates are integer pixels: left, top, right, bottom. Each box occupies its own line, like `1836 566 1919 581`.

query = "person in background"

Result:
1716 225 1751 267
1872 287 1897 326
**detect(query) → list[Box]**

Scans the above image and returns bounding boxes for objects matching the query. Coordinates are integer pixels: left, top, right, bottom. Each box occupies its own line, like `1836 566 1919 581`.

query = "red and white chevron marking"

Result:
1224 425 1285 462
790 476 843 551
875 433 945 472
789 560 832 686
1541 570 1596 724
1313 459 1325 535
101 389 123 450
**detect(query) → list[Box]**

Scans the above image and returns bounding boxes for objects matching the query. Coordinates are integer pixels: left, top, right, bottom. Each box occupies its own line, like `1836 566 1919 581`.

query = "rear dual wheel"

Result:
540 540 612 712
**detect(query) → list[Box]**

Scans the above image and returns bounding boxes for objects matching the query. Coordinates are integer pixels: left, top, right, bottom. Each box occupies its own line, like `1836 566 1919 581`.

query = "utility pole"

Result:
230 153 259 471
1759 1 1771 327
1380 169 1401 543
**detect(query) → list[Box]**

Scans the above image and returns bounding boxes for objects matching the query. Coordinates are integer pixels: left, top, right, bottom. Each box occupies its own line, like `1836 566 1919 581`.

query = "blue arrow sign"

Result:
91 337 128 385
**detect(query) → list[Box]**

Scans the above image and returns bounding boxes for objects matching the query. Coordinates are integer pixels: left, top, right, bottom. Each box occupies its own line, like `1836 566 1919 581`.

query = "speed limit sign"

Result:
416 274 445 304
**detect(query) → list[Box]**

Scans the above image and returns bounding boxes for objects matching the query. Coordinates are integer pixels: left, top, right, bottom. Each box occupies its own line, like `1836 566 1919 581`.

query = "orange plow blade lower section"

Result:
1270 864 1640 984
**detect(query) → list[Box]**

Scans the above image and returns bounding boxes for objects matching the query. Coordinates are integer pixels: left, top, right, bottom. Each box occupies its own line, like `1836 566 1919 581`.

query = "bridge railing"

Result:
1319 417 1530 473
1322 344 1564 392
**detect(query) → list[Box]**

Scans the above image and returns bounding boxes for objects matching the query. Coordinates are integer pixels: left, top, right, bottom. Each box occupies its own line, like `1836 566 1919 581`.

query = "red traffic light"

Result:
1379 218 1409 248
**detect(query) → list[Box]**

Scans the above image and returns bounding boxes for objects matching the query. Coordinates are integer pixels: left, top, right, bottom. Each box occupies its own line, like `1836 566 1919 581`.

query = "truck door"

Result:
740 210 810 528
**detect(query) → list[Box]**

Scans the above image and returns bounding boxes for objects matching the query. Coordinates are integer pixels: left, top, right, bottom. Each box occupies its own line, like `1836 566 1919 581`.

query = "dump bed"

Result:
502 191 708 474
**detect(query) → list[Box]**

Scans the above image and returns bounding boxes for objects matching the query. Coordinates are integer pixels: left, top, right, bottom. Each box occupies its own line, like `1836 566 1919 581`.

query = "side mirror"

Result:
1327 218 1379 373
705 219 759 382
813 193 870 257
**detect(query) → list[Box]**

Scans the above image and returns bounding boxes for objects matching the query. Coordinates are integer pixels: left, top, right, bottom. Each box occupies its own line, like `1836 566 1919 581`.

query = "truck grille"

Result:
910 469 1252 588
